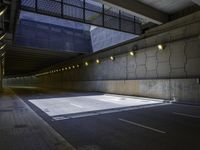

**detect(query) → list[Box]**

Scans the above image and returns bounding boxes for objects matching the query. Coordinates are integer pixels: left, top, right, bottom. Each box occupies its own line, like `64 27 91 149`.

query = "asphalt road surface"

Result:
12 86 200 150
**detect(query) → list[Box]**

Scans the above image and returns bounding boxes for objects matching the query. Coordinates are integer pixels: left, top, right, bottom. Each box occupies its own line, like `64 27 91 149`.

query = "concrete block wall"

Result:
4 11 200 104
4 76 39 87
90 27 136 52
40 36 200 81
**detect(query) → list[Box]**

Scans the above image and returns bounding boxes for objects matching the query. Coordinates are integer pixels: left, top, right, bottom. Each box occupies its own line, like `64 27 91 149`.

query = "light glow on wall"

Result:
157 44 166 51
96 59 100 64
85 62 89 66
129 51 135 56
110 56 115 61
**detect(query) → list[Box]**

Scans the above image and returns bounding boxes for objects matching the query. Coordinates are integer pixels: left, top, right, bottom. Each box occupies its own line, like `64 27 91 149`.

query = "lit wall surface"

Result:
90 27 137 52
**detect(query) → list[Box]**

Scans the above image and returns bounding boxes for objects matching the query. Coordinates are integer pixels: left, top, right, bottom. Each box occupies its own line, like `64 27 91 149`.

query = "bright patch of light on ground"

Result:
29 93 164 119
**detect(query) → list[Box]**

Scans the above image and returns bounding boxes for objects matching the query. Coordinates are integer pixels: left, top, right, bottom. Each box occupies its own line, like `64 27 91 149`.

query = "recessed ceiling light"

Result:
0 6 8 16
0 44 6 50
0 33 6 40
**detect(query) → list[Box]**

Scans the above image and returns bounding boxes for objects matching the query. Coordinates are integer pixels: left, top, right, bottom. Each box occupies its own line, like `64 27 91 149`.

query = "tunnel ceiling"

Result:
136 0 194 14
5 46 82 77
4 7 137 77
1 0 200 77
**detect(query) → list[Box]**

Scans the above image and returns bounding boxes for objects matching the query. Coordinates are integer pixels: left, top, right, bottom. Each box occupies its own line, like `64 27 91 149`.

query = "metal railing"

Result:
20 0 142 34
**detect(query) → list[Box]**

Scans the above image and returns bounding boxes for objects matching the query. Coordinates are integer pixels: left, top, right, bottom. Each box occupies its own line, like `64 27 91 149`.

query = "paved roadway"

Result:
12 86 200 150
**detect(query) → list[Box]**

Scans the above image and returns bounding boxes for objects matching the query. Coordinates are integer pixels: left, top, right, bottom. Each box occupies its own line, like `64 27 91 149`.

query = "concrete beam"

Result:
9 0 19 32
102 0 169 24
192 0 200 6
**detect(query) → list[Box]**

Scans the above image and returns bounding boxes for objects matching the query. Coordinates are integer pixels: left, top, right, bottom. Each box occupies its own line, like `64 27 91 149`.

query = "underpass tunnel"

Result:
0 0 200 150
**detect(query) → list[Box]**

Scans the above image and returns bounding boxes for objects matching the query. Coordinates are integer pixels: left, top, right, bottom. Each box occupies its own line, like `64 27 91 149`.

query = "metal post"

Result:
134 16 136 34
35 0 38 12
102 4 104 26
61 0 63 18
83 0 86 22
119 10 121 30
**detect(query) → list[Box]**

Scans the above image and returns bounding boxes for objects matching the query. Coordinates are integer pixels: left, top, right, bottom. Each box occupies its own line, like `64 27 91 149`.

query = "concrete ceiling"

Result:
102 0 168 24
102 0 199 24
137 0 194 14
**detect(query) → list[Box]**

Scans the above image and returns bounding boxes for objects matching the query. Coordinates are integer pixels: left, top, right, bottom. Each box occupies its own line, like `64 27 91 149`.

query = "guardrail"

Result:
20 0 142 34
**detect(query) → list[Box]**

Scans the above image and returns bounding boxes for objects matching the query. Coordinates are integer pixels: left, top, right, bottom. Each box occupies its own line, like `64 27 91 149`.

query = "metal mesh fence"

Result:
20 0 142 34
21 0 35 11
38 0 61 16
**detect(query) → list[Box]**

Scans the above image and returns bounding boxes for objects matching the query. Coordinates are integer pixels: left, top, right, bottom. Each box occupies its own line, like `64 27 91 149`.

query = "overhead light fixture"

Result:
129 51 135 56
77 64 79 68
1 52 5 57
68 66 71 70
96 59 100 64
65 67 68 70
62 68 64 71
110 56 115 61
72 65 75 69
0 44 6 50
85 62 89 66
0 6 8 16
157 44 166 51
0 33 6 40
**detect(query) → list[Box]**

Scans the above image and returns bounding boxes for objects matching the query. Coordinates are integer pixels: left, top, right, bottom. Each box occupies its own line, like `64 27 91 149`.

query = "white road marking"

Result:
70 103 83 108
118 118 166 134
173 112 200 119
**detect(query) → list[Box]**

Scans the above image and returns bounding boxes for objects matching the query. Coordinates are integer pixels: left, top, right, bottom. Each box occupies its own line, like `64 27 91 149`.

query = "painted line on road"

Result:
52 103 168 121
70 103 83 108
118 118 166 134
173 112 200 119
